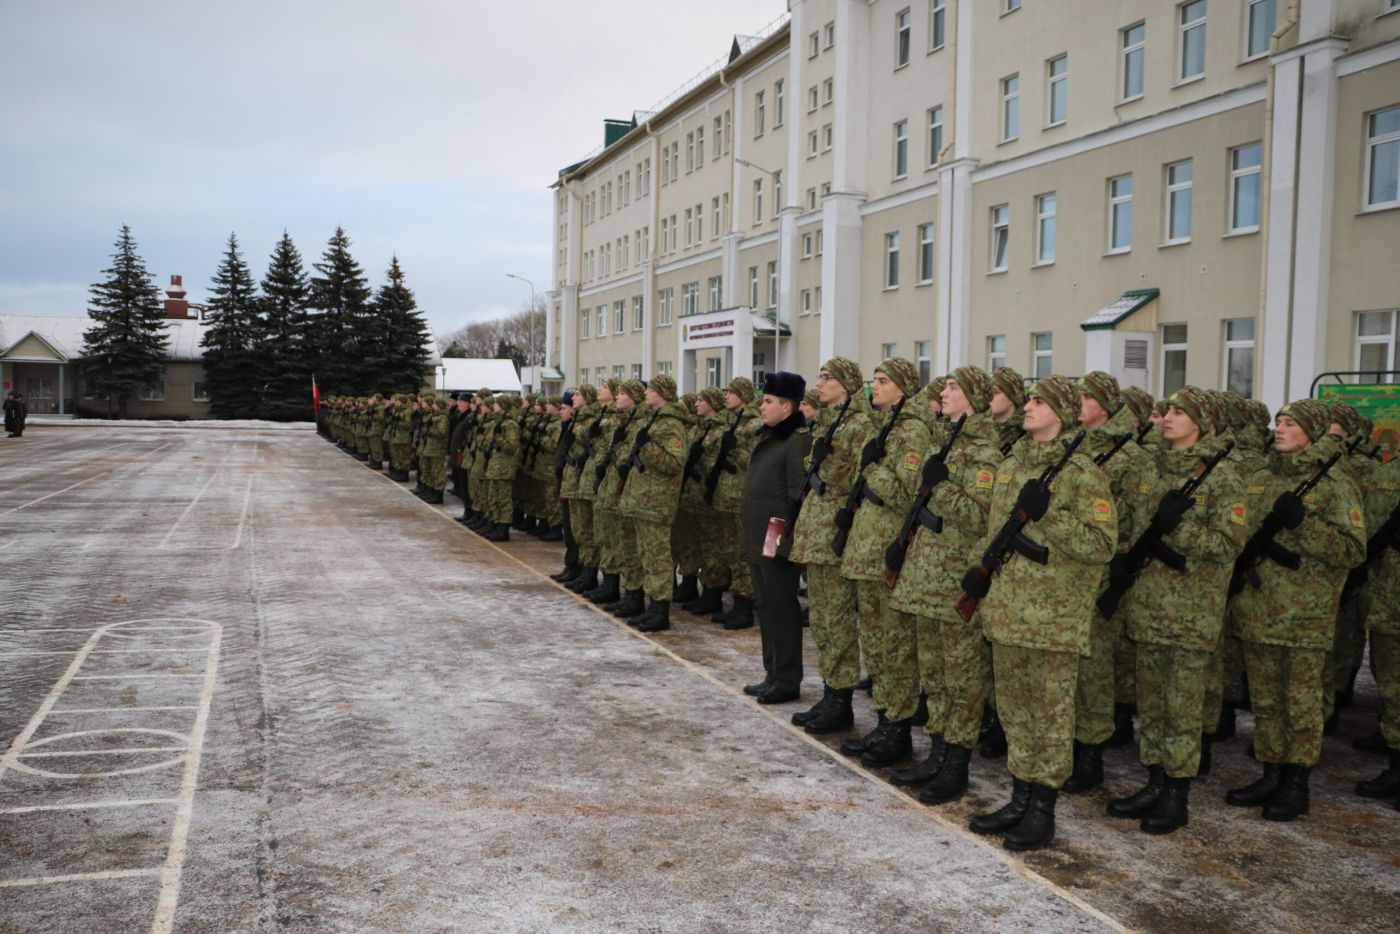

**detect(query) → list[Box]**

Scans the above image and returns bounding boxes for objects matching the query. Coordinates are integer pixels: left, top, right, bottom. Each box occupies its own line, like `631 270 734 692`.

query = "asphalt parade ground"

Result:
1 424 1397 933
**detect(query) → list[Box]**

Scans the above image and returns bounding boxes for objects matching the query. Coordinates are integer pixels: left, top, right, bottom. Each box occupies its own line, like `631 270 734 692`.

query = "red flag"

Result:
311 374 321 414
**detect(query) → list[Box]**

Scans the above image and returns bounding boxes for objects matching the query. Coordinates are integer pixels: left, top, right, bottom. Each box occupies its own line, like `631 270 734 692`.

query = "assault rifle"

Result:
594 407 639 494
703 411 744 505
1345 491 1400 595
882 414 967 587
954 430 1086 622
1095 441 1234 619
830 398 905 557
1135 422 1154 445
573 416 605 483
1095 432 1134 467
1228 448 1344 597
1000 427 1028 457
616 408 663 494
792 396 854 512
553 419 575 482
679 421 715 492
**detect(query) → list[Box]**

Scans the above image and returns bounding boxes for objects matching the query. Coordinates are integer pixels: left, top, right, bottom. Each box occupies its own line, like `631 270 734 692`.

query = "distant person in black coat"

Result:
4 392 27 437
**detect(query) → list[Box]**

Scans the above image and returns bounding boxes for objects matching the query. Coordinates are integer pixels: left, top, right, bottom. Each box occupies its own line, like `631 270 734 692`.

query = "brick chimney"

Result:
164 274 192 319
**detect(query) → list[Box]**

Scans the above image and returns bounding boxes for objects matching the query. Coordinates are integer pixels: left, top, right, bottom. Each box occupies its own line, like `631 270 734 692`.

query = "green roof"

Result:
1080 289 1159 331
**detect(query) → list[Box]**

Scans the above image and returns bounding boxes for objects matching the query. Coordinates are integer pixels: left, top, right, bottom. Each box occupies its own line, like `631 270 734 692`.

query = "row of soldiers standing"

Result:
318 359 1399 853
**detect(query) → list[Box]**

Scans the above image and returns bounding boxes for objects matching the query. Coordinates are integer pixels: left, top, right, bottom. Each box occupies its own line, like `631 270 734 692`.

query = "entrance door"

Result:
25 377 54 415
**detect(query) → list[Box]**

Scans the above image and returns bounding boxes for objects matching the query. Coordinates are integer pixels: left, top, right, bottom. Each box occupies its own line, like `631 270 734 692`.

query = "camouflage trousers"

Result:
1136 642 1209 778
389 443 411 474
1201 630 1226 733
806 563 861 691
1074 608 1117 745
1114 606 1138 705
593 506 623 576
1325 589 1369 716
611 513 643 590
992 643 1079 787
484 478 513 523
672 508 703 578
421 451 446 491
354 431 369 454
1244 641 1326 767
370 433 385 463
542 478 564 526
569 499 599 568
914 614 944 736
853 579 918 721
467 468 485 507
634 518 675 601
692 507 733 590
926 612 992 748
1372 632 1400 749
724 512 753 599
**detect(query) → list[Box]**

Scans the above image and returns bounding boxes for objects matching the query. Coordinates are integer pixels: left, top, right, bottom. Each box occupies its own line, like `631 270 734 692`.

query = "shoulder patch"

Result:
902 452 921 471
997 472 1013 485
1092 499 1113 522
1138 482 1153 494
1246 484 1266 495
1230 503 1247 526
975 468 995 490
1349 506 1365 529
669 437 684 452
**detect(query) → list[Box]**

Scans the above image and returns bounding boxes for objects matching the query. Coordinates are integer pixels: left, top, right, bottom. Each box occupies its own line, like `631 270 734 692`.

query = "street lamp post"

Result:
506 273 537 391
735 157 782 379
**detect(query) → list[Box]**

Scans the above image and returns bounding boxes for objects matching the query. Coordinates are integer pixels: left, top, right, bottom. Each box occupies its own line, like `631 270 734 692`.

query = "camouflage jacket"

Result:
1127 437 1247 649
532 416 562 481
995 414 1025 454
371 405 388 443
711 403 763 514
484 413 521 481
574 406 618 503
618 401 689 524
421 409 450 456
594 406 644 511
560 402 602 499
790 397 877 566
889 410 1004 617
679 415 725 512
839 400 933 582
1364 457 1400 635
1234 441 1366 649
976 434 1117 656
1087 406 1158 555
391 404 413 446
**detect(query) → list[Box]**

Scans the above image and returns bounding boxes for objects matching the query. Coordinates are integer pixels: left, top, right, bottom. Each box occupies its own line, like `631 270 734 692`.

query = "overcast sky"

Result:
0 0 783 339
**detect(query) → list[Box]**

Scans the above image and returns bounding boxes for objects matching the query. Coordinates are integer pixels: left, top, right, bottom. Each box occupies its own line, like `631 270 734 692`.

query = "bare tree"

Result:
440 296 546 366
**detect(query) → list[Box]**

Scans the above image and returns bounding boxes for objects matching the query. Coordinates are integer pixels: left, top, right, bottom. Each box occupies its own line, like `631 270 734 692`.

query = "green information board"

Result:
1316 382 1400 461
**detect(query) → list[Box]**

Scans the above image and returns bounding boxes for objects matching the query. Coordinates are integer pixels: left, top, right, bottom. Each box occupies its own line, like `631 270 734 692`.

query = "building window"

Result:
930 0 946 50
767 261 778 308
708 275 723 311
1166 159 1193 243
193 381 210 403
712 197 722 239
658 288 674 326
927 105 944 167
1229 143 1263 233
754 90 766 137
614 300 625 334
1179 1 1207 82
809 30 820 58
578 367 588 385
632 296 644 331
752 351 767 387
1122 22 1146 101
1035 192 1057 264
988 335 1007 371
1356 310 1398 378
707 357 723 387
916 340 933 384
682 282 700 316
896 7 912 68
1366 105 1400 208
1047 55 1068 126
822 123 833 151
990 204 1010 271
753 178 764 224
597 305 607 337
1161 323 1188 395
885 232 901 289
808 129 820 158
815 229 824 255
823 78 834 106
774 170 782 210
1223 318 1256 397
685 132 695 173
802 232 814 258
814 285 823 311
1246 0 1276 60
917 223 935 283
1108 174 1133 252
684 208 694 246
808 85 819 113
713 116 723 159
774 80 785 127
658 360 673 377
893 119 909 177
748 266 760 308
613 365 625 382
695 126 704 167
881 342 898 360
580 307 590 339
630 363 643 380
1001 74 1020 142
824 21 835 48
1032 332 1053 379
801 288 813 315
1003 0 1021 12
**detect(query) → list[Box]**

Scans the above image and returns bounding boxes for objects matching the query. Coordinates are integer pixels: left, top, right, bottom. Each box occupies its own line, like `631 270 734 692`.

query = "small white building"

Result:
437 357 524 396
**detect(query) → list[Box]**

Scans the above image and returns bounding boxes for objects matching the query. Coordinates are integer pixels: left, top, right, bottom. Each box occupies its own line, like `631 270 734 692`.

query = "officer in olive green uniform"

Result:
962 376 1116 852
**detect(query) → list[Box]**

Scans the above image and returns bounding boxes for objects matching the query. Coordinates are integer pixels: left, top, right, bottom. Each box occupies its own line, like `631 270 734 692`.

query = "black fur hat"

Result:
762 371 806 405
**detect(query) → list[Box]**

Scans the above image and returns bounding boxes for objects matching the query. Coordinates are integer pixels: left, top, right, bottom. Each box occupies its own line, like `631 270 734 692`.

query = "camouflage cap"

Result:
819 356 863 396
475 388 493 401
698 386 726 413
991 367 1028 407
620 379 646 403
680 391 699 415
604 377 621 396
874 356 920 398
1330 401 1367 437
1029 375 1081 429
1077 370 1123 415
927 375 948 400
949 366 995 414
803 388 821 408
651 373 678 402
1120 386 1154 428
1165 386 1213 433
725 376 756 404
575 382 598 404
1278 399 1332 443
1246 398 1270 429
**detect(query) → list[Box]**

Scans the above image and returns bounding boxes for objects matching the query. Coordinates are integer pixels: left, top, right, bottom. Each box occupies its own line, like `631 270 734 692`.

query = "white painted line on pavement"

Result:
159 470 222 548
0 442 175 518
0 649 205 657
47 706 197 715
0 798 179 816
20 747 188 759
0 867 163 888
71 674 204 681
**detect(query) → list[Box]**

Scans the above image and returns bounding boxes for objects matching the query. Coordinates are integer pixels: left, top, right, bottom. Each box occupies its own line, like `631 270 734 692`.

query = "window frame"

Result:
748 266 760 308
1365 105 1400 210
1034 192 1057 265
632 295 644 331
917 222 935 284
1031 332 1053 380
809 30 820 58
1121 22 1147 103
893 119 910 178
613 300 625 336
1000 73 1020 143
824 21 836 49
987 335 1007 372
1108 174 1134 254
767 261 778 309
1165 159 1194 244
1177 0 1207 85
1354 309 1399 380
1047 54 1068 127
896 7 912 69
1160 323 1189 396
1222 317 1256 397
580 306 590 340
658 287 674 326
753 178 764 225
927 105 944 168
754 90 766 137
885 231 901 289
930 0 947 51
774 80 785 127
1244 0 1276 62
990 204 1010 272
801 288 813 315
1228 142 1263 234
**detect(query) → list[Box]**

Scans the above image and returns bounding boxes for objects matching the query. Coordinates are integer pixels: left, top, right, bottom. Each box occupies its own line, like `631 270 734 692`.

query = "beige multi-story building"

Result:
547 0 1400 413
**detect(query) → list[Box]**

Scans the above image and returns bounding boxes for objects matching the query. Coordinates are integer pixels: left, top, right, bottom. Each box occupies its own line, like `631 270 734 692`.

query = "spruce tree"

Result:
256 232 312 420
369 255 433 393
307 226 373 394
200 233 261 418
82 225 168 418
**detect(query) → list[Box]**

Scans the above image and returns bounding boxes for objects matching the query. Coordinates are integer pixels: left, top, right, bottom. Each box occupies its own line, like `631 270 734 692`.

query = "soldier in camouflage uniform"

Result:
388 394 414 482
670 393 703 603
533 398 566 540
1227 400 1365 821
585 379 637 607
709 378 763 629
886 366 1003 803
789 357 876 733
366 394 386 470
1112 384 1160 739
596 380 648 616
464 391 494 527
1325 402 1378 726
560 383 603 594
680 386 733 615
990 367 1027 454
962 376 1116 852
480 395 522 541
618 375 689 632
417 398 450 504
837 357 932 768
1357 453 1400 805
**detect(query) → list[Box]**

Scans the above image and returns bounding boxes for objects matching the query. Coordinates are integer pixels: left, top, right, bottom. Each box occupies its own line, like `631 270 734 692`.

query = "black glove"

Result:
720 432 738 454
1014 479 1051 522
1154 489 1194 534
635 427 650 446
860 439 885 469
612 426 627 445
921 457 949 488
811 435 832 457
1271 491 1306 530
833 506 854 529
1107 553 1133 590
960 567 991 599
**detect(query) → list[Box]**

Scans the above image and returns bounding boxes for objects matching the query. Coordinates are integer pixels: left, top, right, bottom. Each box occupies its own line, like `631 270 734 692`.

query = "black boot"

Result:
890 735 947 786
635 600 671 632
1225 763 1284 806
792 686 835 727
911 692 929 728
722 596 755 630
1107 765 1166 818
538 525 564 542
1324 701 1341 736
1105 703 1136 748
566 567 599 593
672 575 699 603
1004 784 1058 851
607 589 644 618
979 705 1007 758
1341 667 1360 707
1198 734 1213 777
585 573 620 604
1356 750 1400 798
484 522 509 542
711 595 739 624
367 459 382 470
1214 703 1237 741
919 742 973 805
970 778 1032 836
428 490 445 505
414 481 426 494
804 688 855 735
1061 741 1104 794
1354 731 1389 753
857 676 874 696
684 586 723 615
860 718 913 767
1141 776 1190 834
550 564 581 583
1262 765 1310 821
840 712 887 756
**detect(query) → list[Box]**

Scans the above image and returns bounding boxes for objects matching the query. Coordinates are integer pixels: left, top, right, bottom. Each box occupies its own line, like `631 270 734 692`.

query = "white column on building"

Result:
820 0 869 365
644 130 662 380
1260 53 1300 414
556 182 583 384
935 0 977 375
774 0 805 375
